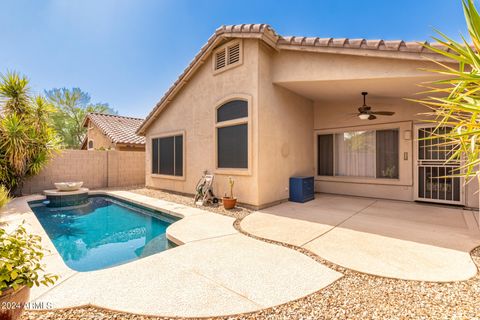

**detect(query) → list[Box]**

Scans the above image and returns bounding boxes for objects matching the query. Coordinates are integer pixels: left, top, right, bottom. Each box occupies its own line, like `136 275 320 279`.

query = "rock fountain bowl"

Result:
54 182 83 191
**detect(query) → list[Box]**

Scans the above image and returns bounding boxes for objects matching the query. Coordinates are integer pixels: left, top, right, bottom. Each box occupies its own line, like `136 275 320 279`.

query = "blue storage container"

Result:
289 176 314 203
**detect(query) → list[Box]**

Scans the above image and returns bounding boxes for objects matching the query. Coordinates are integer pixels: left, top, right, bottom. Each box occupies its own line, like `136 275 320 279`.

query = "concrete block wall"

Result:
22 150 145 194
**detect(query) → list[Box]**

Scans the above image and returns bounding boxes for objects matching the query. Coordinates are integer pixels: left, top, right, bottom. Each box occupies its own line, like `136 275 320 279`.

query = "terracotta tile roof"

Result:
137 23 454 134
84 113 145 145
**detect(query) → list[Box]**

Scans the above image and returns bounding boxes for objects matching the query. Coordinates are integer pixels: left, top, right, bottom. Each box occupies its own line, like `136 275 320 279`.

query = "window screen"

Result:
88 140 93 149
217 100 248 122
376 129 399 179
218 124 248 168
152 138 159 173
174 135 183 176
151 135 183 176
159 136 174 175
318 134 333 176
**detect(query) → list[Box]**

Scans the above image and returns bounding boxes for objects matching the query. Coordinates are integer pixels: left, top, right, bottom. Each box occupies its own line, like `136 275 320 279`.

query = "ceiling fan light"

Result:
358 114 370 120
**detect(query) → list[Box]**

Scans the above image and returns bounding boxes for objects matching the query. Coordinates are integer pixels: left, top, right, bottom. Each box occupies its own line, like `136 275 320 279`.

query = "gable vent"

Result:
215 50 226 70
214 41 242 72
227 43 240 64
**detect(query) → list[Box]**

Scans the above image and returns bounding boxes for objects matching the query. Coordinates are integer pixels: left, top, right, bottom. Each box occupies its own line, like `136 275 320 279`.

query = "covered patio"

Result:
241 193 480 281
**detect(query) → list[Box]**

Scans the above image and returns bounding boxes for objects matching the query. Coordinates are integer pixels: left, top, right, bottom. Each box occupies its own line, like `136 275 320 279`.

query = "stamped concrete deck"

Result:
0 191 341 318
241 193 480 281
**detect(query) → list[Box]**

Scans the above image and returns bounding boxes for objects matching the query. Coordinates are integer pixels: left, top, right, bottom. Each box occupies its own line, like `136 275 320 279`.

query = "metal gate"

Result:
414 124 464 205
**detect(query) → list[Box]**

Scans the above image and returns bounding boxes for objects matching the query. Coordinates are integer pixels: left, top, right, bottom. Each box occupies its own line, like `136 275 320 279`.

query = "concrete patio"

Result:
241 193 480 281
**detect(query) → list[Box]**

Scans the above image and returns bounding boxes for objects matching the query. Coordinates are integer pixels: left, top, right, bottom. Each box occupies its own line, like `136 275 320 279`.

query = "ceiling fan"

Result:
357 92 395 120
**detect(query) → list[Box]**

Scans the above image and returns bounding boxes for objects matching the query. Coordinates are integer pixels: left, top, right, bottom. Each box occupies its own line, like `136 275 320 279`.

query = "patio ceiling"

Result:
274 76 443 102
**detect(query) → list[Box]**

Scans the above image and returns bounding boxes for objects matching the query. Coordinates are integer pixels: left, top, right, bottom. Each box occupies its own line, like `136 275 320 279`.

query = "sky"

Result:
0 0 468 118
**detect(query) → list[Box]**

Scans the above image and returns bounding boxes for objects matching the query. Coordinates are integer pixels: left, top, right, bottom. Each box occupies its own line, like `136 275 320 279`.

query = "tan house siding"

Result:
86 125 115 150
256 43 314 207
271 51 438 83
145 39 261 205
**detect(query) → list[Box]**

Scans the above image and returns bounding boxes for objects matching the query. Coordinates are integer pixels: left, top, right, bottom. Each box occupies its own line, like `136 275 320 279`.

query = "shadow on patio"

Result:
241 193 480 281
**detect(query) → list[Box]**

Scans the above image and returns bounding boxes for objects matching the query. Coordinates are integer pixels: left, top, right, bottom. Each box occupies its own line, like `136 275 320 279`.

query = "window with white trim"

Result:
216 100 248 169
318 129 399 179
213 41 242 72
152 134 183 176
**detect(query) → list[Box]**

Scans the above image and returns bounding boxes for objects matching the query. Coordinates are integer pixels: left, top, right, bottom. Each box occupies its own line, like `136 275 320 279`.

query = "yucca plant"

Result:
415 0 480 205
0 72 59 195
0 185 9 209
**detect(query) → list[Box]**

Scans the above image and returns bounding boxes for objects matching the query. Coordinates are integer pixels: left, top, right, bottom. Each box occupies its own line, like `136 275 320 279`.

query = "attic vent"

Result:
215 50 226 70
214 41 242 72
227 43 240 64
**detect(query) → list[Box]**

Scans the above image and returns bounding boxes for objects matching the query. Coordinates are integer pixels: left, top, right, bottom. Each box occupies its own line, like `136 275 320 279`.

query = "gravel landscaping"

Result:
129 187 252 220
22 188 480 320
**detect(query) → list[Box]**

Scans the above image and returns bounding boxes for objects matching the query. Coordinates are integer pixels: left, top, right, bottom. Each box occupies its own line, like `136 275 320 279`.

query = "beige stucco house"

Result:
137 24 478 209
82 113 145 151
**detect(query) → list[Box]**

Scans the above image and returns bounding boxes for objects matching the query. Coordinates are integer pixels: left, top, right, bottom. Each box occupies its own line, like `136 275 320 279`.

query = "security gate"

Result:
414 125 464 205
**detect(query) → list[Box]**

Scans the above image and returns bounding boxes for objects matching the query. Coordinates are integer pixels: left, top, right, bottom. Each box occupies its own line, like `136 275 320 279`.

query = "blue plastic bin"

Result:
289 176 314 203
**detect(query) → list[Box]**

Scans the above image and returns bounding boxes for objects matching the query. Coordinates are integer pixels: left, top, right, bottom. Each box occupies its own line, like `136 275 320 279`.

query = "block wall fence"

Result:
22 150 145 194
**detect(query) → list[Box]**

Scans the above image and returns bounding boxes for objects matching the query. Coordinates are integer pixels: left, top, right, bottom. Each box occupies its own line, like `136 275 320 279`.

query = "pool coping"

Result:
0 190 342 318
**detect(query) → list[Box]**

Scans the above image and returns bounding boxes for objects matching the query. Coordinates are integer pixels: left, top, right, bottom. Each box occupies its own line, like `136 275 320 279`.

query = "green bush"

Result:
0 185 9 209
0 224 58 292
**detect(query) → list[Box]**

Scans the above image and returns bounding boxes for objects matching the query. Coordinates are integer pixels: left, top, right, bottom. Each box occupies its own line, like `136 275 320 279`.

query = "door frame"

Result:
413 123 465 205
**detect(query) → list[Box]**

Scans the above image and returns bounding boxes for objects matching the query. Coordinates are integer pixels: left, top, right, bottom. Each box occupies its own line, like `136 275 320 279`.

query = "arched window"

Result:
215 100 248 169
88 140 94 150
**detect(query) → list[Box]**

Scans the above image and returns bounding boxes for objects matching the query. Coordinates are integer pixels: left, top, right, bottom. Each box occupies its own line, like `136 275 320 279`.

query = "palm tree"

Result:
416 0 480 220
0 72 59 195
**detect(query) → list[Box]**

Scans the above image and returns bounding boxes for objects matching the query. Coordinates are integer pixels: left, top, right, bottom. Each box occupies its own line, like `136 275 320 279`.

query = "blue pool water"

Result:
29 196 179 272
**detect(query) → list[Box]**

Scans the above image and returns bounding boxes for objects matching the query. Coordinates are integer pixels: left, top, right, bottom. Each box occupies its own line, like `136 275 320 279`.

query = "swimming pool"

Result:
29 195 179 272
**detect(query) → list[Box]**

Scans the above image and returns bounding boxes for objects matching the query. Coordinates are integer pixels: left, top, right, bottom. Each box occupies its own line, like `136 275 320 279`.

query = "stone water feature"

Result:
43 182 89 207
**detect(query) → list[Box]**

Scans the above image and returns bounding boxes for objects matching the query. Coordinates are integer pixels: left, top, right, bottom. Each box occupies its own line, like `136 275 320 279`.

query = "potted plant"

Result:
0 224 58 320
222 177 237 209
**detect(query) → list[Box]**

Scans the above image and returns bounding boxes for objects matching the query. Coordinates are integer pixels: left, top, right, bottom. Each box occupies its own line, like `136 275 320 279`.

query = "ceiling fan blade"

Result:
368 114 377 120
371 111 395 116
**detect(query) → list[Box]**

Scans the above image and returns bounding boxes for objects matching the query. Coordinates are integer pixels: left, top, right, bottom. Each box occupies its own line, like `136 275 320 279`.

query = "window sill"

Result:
151 174 186 181
214 168 251 176
213 61 242 75
316 175 408 186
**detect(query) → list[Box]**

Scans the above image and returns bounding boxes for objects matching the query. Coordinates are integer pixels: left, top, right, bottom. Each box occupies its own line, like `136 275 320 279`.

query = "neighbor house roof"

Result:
84 113 145 145
137 23 454 135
